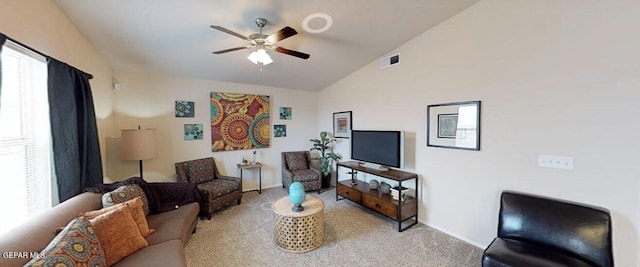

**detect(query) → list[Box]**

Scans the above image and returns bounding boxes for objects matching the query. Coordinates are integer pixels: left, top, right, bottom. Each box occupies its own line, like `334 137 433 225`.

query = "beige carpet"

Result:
185 187 482 266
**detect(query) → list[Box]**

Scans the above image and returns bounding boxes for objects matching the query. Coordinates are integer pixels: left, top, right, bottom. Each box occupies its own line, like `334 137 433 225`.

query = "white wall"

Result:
318 0 640 265
109 71 319 192
0 0 115 179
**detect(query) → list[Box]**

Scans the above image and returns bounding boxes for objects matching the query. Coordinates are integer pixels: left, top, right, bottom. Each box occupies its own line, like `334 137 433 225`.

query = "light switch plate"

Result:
538 154 574 170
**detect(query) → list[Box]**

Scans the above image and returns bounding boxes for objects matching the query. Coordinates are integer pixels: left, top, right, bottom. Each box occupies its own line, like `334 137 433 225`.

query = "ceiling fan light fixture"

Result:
247 48 273 65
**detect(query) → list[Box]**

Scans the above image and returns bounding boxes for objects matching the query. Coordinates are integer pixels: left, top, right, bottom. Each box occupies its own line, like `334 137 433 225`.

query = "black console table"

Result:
335 161 418 232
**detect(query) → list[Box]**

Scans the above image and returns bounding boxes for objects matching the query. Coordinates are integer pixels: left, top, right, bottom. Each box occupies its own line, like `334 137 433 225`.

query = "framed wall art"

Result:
274 124 286 137
427 101 480 150
333 111 352 139
279 107 292 120
184 124 203 140
175 101 194 117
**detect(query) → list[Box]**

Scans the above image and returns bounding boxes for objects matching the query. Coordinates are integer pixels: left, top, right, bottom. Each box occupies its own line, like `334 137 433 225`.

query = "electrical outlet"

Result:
538 154 574 170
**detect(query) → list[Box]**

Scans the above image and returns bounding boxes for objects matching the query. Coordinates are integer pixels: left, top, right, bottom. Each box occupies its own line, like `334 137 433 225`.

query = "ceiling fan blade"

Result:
212 46 251 54
266 26 298 44
210 25 250 41
274 47 310 60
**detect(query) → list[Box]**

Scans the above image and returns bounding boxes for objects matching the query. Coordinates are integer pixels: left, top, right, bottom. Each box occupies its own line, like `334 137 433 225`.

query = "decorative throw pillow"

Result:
89 204 148 266
102 184 150 215
82 196 155 237
285 152 308 171
24 217 106 267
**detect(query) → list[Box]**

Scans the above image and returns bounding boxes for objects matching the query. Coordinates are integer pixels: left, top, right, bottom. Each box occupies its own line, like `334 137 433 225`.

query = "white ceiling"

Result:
53 0 480 91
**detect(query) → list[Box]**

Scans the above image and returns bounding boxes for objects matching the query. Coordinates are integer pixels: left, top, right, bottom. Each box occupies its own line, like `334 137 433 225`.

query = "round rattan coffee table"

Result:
272 195 324 253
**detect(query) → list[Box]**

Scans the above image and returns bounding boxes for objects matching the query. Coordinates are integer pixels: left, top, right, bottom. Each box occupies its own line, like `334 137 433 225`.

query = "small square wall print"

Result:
184 124 203 140
279 107 292 120
274 124 286 137
175 101 194 117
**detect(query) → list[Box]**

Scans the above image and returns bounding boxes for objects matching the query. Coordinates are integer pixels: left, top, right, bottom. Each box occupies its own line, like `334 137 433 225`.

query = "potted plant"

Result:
310 131 342 188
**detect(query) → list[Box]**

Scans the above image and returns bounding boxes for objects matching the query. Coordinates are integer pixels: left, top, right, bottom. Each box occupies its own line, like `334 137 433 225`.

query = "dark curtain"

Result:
0 33 6 110
48 59 103 202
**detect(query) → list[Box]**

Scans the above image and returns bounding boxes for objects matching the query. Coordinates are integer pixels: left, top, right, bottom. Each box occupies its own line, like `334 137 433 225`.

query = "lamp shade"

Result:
121 128 157 160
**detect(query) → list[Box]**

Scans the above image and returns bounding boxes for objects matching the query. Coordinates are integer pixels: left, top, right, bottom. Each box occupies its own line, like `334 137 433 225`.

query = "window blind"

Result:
0 41 52 236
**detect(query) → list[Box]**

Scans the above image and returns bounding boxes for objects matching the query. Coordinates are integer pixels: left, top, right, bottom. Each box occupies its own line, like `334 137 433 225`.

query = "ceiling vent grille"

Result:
379 53 400 69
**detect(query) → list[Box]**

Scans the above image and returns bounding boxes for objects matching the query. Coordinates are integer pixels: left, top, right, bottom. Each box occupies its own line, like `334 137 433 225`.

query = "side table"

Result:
237 162 262 194
272 195 324 253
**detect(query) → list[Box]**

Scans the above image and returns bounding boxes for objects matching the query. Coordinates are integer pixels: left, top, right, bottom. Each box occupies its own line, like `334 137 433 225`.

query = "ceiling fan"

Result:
211 18 310 65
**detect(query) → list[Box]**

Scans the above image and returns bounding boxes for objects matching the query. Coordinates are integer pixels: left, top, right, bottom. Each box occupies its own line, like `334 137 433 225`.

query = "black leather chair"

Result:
482 191 613 267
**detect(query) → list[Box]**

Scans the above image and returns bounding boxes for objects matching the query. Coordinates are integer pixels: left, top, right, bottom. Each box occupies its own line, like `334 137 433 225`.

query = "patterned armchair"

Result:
175 157 242 219
281 151 321 193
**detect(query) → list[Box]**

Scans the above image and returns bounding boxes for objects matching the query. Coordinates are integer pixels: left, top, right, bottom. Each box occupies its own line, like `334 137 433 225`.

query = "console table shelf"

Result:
336 161 418 232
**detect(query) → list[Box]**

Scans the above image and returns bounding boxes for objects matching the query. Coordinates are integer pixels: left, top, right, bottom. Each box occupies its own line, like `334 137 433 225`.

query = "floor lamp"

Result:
121 127 157 179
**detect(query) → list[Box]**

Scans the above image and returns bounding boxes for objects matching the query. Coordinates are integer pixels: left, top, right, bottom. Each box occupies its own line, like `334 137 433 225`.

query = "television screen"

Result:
351 130 404 169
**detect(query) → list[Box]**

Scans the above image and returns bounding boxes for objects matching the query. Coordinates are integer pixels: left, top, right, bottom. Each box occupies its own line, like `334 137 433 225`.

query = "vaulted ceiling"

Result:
53 0 480 91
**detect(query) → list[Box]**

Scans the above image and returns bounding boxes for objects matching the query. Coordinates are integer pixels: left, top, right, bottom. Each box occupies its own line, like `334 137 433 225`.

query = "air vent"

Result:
379 53 400 69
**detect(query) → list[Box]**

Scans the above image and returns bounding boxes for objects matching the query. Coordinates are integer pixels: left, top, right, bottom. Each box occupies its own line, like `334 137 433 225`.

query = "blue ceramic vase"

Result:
289 182 306 212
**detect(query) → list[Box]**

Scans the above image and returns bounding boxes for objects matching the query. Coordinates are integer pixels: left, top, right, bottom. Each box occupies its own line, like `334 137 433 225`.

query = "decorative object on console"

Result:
348 171 358 185
310 131 342 188
390 186 409 201
184 124 203 140
427 101 481 151
120 127 157 179
288 182 306 212
279 107 292 120
332 111 352 138
175 101 194 117
379 182 391 195
369 179 379 189
210 92 270 151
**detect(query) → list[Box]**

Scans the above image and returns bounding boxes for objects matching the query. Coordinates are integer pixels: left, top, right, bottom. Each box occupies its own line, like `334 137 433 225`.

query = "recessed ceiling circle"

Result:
302 13 333 33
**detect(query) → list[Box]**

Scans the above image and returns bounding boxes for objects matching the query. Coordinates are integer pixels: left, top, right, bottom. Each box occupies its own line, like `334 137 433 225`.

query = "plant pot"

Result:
321 173 331 188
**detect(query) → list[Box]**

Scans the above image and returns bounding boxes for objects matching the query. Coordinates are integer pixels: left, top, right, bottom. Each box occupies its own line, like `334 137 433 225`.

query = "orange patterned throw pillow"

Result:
23 217 106 267
88 204 148 266
82 196 155 237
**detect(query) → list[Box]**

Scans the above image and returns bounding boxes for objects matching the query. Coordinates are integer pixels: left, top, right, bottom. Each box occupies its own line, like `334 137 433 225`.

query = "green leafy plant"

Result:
310 131 342 176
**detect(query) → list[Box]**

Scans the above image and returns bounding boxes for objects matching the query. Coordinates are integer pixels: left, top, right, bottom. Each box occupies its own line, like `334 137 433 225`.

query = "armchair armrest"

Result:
310 165 321 175
216 174 241 184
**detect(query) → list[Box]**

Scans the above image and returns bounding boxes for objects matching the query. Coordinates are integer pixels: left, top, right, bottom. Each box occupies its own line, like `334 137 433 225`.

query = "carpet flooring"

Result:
185 187 482 266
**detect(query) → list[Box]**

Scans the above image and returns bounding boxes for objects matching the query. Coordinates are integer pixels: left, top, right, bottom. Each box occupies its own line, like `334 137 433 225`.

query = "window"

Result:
0 41 52 236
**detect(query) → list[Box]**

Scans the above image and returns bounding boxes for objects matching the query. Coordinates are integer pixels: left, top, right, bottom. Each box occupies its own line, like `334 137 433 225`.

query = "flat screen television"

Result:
351 130 404 170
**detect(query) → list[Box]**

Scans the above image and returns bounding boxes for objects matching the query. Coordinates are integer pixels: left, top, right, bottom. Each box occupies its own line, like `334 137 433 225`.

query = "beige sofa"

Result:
0 192 199 267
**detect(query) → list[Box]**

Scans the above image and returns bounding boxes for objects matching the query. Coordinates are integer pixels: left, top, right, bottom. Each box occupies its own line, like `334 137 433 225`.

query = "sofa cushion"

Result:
102 184 150 215
483 238 598 267
285 152 308 171
112 239 186 267
290 169 319 182
23 217 106 267
197 180 241 198
89 204 148 266
145 202 199 246
82 196 154 237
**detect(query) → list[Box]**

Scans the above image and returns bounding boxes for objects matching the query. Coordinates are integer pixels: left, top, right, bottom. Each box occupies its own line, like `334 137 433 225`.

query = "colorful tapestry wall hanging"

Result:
210 92 270 151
